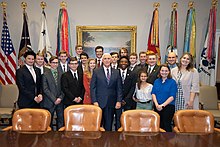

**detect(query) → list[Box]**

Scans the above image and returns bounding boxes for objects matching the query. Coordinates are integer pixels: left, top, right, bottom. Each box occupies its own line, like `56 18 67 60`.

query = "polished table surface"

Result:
0 131 220 147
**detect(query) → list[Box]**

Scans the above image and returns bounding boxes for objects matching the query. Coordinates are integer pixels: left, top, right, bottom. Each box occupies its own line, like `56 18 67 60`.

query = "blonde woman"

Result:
171 53 199 111
83 58 96 104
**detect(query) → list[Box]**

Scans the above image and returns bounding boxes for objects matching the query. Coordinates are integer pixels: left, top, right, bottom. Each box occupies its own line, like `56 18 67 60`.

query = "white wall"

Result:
2 0 220 64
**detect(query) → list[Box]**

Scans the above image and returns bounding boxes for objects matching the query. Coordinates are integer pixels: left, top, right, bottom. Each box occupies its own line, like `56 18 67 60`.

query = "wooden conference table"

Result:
0 131 219 147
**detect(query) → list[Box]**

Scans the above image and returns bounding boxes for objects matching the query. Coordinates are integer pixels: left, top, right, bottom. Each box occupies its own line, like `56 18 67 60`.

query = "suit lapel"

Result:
24 65 35 83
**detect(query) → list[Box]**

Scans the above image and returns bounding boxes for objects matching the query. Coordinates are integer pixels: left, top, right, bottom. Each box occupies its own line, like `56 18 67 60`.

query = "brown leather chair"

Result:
118 110 165 132
173 110 220 133
3 108 51 133
59 105 104 131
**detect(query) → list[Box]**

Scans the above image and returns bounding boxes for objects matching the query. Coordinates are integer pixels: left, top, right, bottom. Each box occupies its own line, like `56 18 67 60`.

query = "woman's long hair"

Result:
137 70 148 90
178 52 194 71
84 58 96 78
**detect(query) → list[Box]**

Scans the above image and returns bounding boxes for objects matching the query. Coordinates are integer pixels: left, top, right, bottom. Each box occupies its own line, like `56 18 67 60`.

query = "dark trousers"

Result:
102 107 115 131
46 103 64 130
155 104 175 132
114 108 122 131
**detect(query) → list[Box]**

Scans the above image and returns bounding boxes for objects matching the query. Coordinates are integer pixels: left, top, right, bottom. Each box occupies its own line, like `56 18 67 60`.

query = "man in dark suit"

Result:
146 53 160 85
95 46 104 68
57 50 69 74
114 56 136 131
35 52 50 74
42 56 64 130
137 51 148 69
61 57 85 107
90 53 123 131
119 56 136 110
16 50 42 108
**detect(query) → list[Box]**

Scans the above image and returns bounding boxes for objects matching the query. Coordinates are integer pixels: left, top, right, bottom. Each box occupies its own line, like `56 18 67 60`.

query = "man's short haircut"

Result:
95 46 104 52
58 50 68 56
80 52 89 59
110 52 119 57
36 52 44 57
129 52 138 58
49 56 58 63
139 51 147 57
75 45 83 50
68 56 78 64
24 50 36 59
119 56 130 66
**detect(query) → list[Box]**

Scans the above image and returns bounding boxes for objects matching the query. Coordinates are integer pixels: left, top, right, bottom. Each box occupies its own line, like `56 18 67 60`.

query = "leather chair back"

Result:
120 110 161 132
12 109 51 132
64 105 102 131
173 110 215 133
0 84 18 108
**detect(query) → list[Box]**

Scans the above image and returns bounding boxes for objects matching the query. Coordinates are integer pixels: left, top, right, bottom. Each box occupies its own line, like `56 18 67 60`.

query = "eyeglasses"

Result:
51 62 58 64
69 62 78 65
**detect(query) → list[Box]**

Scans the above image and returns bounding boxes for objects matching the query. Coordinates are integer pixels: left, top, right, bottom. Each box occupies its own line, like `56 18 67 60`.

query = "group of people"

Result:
15 45 200 132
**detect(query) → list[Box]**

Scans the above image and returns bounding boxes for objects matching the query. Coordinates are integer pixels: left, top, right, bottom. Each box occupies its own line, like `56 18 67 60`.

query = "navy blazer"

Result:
121 69 136 106
146 64 160 85
16 65 42 108
90 66 123 108
61 69 85 105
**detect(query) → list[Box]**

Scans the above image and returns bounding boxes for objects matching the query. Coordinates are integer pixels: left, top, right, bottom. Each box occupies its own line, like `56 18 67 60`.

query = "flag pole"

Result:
212 0 218 8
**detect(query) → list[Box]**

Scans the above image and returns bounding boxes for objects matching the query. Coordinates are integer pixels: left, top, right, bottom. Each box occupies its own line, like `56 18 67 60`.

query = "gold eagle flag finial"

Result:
60 1 67 9
40 1 47 10
172 2 178 10
188 1 194 9
153 2 160 9
21 2 27 10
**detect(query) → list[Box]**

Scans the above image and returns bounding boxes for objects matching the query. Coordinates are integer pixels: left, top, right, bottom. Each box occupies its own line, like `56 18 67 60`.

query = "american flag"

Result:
0 11 16 85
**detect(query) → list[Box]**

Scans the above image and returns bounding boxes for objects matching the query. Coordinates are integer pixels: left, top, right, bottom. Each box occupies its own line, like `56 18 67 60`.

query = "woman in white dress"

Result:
133 70 153 110
171 53 199 111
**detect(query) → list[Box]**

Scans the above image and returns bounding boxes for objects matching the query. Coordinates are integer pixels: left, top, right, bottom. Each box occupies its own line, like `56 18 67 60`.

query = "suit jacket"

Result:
90 66 123 108
57 62 69 74
16 65 42 108
146 64 160 85
120 69 136 107
41 69 64 109
61 69 85 105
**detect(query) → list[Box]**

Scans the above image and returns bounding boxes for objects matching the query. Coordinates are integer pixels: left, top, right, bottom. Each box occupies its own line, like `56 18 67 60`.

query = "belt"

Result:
139 100 152 104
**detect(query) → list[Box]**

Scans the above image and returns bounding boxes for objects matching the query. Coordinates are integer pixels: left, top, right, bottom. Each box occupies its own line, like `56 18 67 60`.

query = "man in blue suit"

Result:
90 53 123 131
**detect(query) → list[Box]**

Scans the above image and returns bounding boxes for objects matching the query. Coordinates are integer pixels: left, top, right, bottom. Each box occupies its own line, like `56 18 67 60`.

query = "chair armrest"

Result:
99 127 105 131
2 126 12 131
214 128 220 133
117 127 123 132
58 127 65 131
159 128 166 132
47 127 52 132
173 126 180 133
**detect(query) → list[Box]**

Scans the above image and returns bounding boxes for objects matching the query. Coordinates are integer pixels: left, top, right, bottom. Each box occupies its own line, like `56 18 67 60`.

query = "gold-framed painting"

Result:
76 26 137 58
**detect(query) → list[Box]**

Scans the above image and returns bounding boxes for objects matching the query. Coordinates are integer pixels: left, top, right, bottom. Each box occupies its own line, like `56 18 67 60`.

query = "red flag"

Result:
147 8 161 64
56 7 72 56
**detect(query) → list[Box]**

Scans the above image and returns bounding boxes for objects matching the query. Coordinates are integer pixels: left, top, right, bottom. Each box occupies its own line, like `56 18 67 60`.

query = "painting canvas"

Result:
76 26 137 58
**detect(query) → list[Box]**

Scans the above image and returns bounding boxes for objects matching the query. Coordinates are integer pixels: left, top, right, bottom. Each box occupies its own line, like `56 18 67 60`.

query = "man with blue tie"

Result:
90 53 123 131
